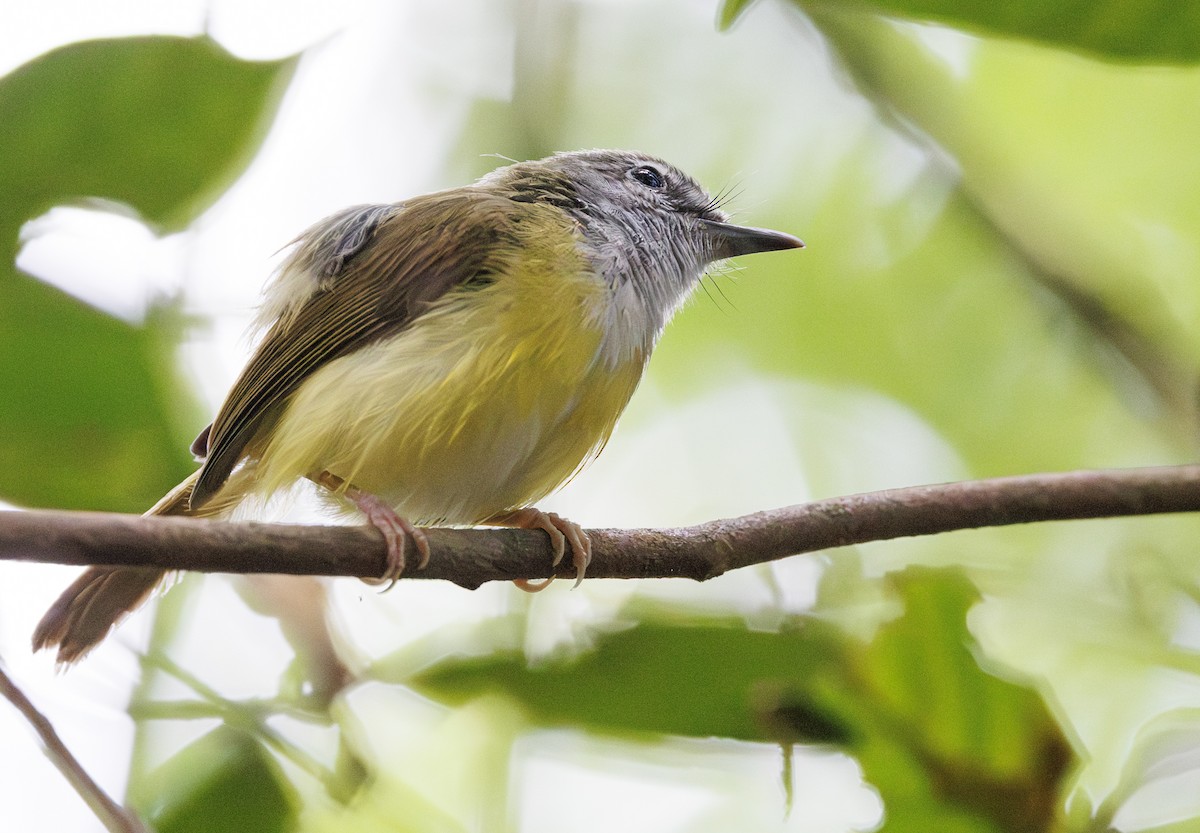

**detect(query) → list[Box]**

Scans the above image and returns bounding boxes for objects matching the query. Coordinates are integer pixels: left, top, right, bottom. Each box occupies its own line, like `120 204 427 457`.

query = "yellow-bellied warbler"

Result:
34 149 802 663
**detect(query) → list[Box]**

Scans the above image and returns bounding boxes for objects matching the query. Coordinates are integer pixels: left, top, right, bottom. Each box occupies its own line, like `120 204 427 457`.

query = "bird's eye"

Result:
631 166 665 189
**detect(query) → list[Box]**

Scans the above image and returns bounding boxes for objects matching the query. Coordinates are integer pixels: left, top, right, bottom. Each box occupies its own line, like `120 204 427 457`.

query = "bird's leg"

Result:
484 508 591 592
311 471 430 588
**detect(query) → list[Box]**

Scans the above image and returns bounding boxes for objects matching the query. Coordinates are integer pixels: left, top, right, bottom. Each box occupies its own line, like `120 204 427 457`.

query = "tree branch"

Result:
0 660 151 833
3 466 1200 587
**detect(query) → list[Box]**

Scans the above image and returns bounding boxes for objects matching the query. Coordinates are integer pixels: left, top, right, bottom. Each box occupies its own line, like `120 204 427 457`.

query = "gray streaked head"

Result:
478 149 801 340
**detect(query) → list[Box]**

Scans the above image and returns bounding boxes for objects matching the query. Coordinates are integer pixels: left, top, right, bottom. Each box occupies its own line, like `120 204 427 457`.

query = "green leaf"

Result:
847 569 1072 832
797 0 1200 63
804 8 1200 439
412 611 845 742
0 276 196 511
0 37 294 511
0 36 293 230
715 0 759 30
411 568 1075 832
133 726 299 833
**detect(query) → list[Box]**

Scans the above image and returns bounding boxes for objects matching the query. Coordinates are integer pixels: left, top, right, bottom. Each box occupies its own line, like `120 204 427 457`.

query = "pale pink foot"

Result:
486 508 591 592
313 471 429 589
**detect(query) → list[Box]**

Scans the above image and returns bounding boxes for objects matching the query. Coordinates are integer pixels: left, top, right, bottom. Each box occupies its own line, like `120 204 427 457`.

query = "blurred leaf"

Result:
606 13 1191 484
309 691 523 833
301 775 468 833
715 0 757 30
1096 707 1200 828
133 726 299 833
412 567 1074 832
751 684 857 745
0 37 294 511
414 612 843 742
0 277 196 511
656 176 1179 479
0 35 293 229
807 10 1200 432
1131 821 1200 833
794 0 1200 64
848 569 1072 832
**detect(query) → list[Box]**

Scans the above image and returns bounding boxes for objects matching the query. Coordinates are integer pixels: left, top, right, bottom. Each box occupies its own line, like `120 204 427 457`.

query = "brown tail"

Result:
32 471 201 664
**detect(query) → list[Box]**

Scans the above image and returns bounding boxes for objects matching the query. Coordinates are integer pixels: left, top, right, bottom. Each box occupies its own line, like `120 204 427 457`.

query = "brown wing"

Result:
190 190 522 509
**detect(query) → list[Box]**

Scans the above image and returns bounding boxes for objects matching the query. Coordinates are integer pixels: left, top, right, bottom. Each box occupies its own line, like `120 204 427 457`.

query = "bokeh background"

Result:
3 0 1200 831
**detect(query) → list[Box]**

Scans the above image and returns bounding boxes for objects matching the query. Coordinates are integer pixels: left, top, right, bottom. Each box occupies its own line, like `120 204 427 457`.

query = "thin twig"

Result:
138 651 344 796
2 466 1199 587
0 660 152 833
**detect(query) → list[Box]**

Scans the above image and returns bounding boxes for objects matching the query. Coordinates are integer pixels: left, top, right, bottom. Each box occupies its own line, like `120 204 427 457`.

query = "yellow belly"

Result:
250 234 646 524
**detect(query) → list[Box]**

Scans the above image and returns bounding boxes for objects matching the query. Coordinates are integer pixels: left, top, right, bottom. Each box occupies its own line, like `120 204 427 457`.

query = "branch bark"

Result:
3 465 1200 588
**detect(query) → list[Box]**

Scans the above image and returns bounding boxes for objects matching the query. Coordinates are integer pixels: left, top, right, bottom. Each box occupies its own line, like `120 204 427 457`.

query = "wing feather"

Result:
190 191 521 508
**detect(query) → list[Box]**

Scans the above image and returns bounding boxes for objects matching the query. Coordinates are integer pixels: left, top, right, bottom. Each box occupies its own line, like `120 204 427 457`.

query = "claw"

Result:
486 508 591 591
313 471 428 590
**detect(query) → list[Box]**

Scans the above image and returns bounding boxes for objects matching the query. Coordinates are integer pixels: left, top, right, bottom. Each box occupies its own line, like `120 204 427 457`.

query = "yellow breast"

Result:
251 207 647 524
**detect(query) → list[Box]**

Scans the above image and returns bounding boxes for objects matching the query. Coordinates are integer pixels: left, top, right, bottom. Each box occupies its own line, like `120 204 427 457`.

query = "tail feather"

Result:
32 470 202 664
31 566 165 663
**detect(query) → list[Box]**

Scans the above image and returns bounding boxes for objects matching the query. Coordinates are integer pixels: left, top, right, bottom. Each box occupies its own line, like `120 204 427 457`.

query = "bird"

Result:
32 149 803 663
